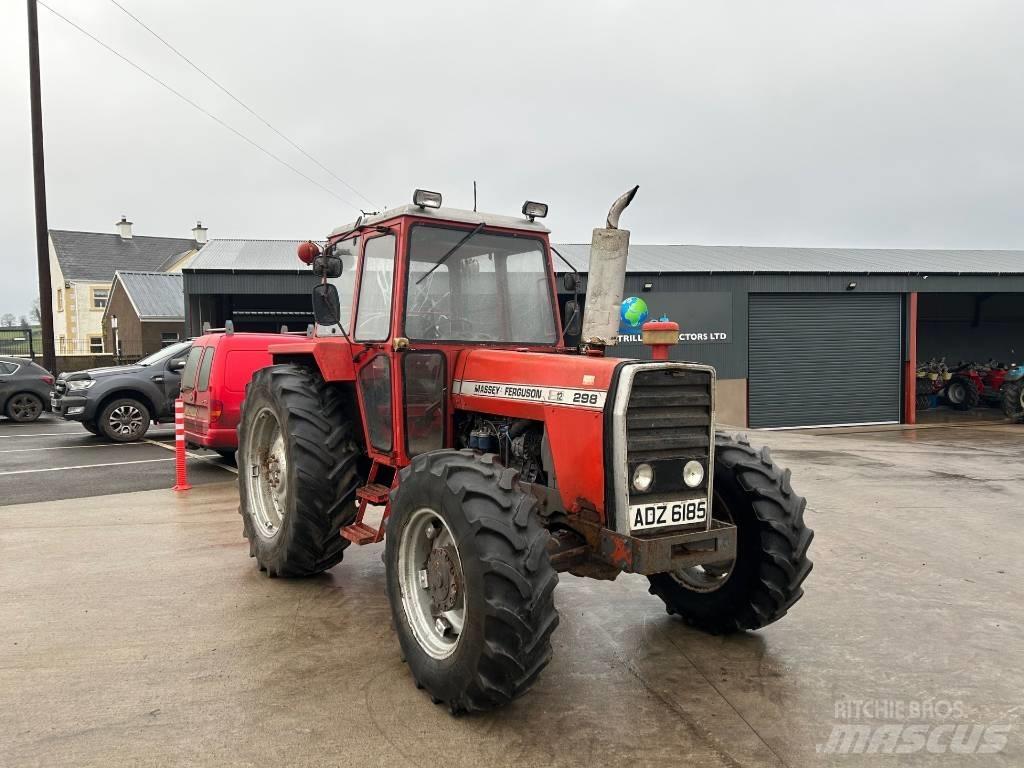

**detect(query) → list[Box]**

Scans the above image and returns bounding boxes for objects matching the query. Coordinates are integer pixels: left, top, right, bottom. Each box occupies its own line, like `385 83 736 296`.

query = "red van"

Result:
180 331 282 456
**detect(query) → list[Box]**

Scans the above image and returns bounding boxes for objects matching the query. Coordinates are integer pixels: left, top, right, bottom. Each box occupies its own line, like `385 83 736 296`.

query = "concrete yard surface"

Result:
1 424 1022 767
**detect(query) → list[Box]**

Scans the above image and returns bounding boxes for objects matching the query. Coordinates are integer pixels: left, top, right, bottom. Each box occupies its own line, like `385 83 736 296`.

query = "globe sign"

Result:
619 296 649 333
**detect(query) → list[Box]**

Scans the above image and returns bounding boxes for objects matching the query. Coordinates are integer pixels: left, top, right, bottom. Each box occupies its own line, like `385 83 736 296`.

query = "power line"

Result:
107 0 377 210
37 1 364 212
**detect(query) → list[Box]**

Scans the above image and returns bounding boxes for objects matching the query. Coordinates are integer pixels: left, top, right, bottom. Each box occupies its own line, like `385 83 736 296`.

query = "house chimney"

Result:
192 220 208 245
116 215 133 240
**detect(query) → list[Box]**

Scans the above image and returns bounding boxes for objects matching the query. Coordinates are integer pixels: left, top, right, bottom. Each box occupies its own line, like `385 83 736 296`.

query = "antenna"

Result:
473 180 477 212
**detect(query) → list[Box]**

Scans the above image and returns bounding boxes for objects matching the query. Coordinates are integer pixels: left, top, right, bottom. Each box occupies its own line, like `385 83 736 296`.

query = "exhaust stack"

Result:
580 186 638 349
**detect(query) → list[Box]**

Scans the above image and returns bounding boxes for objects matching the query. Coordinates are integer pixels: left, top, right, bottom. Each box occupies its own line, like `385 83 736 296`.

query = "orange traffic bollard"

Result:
172 398 191 491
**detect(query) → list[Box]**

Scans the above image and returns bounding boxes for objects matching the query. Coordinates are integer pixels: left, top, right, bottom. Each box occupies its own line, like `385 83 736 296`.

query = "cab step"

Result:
356 483 391 506
340 522 379 545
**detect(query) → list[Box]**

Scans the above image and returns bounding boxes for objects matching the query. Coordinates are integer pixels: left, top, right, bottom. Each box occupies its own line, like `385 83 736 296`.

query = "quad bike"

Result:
915 358 950 410
235 188 813 714
1001 364 1024 421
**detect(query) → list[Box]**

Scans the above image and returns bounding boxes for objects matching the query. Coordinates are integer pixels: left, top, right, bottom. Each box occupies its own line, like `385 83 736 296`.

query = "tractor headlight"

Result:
683 460 705 488
631 463 654 493
66 379 96 390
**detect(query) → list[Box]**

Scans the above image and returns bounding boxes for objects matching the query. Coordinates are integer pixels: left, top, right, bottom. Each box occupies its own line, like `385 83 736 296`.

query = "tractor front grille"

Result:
610 362 716 533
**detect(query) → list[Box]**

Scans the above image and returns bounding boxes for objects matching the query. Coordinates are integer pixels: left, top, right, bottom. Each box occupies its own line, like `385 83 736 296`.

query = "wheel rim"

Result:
947 383 963 404
670 494 737 593
108 404 144 436
397 507 467 660
10 394 41 421
245 407 289 540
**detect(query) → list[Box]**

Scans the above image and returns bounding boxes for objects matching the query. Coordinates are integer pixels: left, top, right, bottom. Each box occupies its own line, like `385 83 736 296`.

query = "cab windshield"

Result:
404 225 557 344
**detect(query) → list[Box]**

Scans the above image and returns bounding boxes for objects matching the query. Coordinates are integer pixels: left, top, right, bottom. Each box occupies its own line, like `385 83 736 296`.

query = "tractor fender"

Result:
268 339 357 381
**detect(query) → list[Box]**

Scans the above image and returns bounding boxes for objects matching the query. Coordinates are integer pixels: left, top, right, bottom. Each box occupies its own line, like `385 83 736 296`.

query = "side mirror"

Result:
562 272 579 292
564 300 582 337
312 283 342 327
312 252 343 279
168 358 186 372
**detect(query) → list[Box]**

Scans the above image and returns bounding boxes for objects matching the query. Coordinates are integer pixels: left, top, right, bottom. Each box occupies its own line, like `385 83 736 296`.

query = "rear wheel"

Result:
99 398 150 442
647 432 813 634
1002 382 1024 420
238 365 362 577
386 450 559 714
5 392 43 422
945 375 980 411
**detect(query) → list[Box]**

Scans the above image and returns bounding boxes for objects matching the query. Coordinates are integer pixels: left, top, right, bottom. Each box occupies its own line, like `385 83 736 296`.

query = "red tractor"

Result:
237 188 813 714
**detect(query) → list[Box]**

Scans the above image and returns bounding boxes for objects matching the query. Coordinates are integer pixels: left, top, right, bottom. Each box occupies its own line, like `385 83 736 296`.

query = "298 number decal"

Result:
572 392 600 405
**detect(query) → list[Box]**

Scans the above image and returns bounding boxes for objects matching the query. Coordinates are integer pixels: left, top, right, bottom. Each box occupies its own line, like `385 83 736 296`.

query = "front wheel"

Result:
647 432 813 634
945 375 980 411
5 392 43 422
1002 382 1024 420
386 451 559 714
99 398 150 442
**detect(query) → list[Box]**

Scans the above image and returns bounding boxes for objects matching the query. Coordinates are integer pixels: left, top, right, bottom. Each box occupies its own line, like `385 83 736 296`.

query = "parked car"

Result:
0 356 53 423
51 341 192 441
181 331 282 457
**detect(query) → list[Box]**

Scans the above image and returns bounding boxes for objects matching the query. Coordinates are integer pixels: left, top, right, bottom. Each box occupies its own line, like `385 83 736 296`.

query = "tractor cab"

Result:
294 190 569 469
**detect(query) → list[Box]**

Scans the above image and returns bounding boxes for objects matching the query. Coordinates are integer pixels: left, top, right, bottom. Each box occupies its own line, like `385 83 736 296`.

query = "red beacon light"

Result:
297 240 321 265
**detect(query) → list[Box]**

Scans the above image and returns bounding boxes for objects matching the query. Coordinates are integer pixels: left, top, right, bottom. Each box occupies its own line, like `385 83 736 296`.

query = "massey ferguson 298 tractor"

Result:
237 187 813 714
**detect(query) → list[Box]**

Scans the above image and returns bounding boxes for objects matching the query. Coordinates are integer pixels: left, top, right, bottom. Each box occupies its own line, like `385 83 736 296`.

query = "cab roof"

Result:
329 204 551 238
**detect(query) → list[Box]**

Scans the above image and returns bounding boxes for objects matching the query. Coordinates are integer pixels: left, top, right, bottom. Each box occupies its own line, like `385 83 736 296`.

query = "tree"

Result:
30 298 42 325
0 313 16 327
18 315 30 327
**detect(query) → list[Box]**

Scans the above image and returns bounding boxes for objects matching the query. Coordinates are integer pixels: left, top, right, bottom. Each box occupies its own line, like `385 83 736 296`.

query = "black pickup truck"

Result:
51 341 192 441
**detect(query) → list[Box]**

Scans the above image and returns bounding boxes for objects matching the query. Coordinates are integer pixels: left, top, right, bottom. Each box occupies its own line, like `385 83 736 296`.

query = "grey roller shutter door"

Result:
748 293 902 428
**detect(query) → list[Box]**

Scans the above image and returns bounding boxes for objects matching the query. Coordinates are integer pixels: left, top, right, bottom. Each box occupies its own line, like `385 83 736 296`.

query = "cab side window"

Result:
354 234 396 341
179 347 204 392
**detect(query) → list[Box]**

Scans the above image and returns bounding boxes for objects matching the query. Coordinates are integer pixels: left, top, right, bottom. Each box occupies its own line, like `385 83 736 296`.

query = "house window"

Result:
57 289 63 311
160 332 180 347
91 287 109 310
89 336 103 353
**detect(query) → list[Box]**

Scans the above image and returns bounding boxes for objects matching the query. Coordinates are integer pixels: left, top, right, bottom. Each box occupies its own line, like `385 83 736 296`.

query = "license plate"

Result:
629 498 708 532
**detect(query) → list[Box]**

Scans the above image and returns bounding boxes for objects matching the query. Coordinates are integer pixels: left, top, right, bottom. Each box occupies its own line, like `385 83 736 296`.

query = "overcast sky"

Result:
2 1 1023 317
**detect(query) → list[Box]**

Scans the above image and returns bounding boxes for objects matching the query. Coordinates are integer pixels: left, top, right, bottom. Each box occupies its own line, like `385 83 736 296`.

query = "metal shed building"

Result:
554 244 1024 428
184 238 1024 429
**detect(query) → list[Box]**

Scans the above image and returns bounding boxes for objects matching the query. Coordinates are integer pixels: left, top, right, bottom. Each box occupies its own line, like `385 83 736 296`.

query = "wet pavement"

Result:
1 423 1022 767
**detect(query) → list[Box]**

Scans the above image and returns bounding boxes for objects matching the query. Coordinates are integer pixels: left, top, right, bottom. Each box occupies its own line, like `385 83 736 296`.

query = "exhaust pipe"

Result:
580 186 639 349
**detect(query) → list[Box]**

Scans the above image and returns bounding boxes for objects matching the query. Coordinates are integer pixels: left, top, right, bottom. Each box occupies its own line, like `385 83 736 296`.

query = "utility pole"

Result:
27 0 56 374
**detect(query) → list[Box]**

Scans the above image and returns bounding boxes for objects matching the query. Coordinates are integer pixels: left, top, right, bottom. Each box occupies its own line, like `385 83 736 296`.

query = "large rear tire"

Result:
647 432 813 635
238 365 362 577
386 450 559 714
1002 382 1024 420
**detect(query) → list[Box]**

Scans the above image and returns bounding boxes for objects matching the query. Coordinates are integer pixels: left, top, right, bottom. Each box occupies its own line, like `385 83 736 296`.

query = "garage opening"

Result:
748 293 903 428
915 292 1024 421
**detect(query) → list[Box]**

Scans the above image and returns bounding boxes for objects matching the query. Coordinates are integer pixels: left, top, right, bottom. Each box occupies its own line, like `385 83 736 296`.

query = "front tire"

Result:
945 375 980 411
1002 382 1024 420
5 392 43 422
99 398 150 442
82 419 100 435
386 450 559 714
648 432 813 635
238 365 362 577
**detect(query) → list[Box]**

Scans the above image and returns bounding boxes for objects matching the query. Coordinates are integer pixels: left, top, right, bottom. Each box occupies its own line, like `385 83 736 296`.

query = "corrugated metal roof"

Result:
552 243 1024 274
185 238 1024 275
50 230 196 282
186 239 314 272
114 271 184 320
